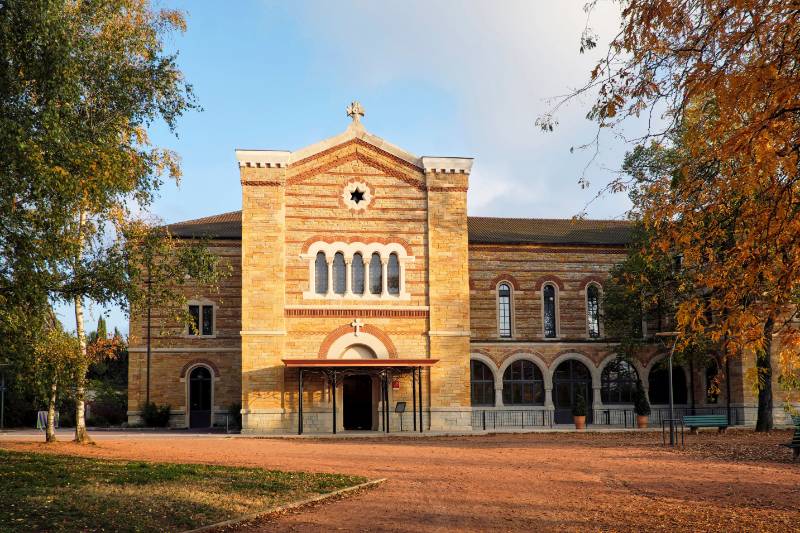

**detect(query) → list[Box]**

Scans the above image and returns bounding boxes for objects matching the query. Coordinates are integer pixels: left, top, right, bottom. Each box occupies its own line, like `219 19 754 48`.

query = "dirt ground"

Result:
3 430 799 532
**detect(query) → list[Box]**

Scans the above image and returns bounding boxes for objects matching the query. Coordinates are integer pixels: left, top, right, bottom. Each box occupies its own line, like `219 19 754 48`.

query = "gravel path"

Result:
3 430 799 532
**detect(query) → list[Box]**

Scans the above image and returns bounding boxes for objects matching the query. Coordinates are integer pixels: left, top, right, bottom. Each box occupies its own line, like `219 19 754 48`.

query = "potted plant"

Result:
572 392 587 430
634 379 651 428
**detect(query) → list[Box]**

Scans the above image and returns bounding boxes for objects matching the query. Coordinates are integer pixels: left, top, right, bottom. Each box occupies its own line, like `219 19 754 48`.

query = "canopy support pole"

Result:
332 370 338 435
298 369 303 436
412 368 417 431
418 366 423 433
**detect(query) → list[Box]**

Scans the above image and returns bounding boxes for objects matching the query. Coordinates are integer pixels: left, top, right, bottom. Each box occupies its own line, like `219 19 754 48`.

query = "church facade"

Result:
127 106 778 433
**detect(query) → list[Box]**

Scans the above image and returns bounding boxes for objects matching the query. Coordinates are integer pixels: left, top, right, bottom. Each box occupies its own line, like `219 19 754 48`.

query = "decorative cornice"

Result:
427 186 469 192
421 156 473 174
287 148 425 190
235 149 290 168
286 308 428 318
240 180 282 187
240 330 287 336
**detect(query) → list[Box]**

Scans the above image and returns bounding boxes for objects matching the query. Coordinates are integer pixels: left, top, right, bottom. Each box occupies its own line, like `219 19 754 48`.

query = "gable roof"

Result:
166 210 633 246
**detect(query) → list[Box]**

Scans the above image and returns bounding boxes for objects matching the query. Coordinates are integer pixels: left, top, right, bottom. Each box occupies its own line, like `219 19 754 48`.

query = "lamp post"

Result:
656 332 679 446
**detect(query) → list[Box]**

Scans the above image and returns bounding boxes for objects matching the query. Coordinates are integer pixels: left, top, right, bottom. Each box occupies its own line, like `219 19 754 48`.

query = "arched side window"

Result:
648 365 688 404
502 360 544 405
497 282 512 338
470 360 495 406
601 359 638 404
369 252 382 295
351 253 365 295
587 284 601 338
387 253 400 295
314 252 327 294
543 284 558 338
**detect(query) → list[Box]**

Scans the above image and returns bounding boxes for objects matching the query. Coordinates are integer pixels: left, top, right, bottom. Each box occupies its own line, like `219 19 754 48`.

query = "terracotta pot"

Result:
573 415 586 430
636 415 649 429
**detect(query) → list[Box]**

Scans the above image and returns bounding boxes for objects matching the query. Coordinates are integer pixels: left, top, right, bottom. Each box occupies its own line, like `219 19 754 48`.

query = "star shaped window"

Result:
350 188 366 204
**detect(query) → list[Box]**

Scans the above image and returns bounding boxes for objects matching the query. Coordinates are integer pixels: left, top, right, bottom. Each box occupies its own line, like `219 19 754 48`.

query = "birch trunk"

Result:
73 208 92 444
46 380 57 443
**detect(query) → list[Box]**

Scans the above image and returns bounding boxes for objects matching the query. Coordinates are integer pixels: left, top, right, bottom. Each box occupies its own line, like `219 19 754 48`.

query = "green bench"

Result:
781 416 800 460
682 414 728 433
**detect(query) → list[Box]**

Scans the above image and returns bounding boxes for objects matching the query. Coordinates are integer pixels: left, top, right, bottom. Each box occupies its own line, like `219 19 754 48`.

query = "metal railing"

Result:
472 409 553 430
590 406 758 427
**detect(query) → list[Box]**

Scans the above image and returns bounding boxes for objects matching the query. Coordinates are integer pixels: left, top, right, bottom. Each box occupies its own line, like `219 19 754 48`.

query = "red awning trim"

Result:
282 358 438 368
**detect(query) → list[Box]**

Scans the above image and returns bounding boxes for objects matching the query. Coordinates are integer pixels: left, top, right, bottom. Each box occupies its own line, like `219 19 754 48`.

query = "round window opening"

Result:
342 180 372 211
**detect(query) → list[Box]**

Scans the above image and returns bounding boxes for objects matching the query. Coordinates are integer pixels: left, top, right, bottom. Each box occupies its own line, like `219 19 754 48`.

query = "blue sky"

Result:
64 1 642 336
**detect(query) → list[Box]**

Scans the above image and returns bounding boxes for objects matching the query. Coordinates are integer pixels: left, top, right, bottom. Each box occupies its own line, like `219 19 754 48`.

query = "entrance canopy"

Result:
283 358 438 435
282 358 438 368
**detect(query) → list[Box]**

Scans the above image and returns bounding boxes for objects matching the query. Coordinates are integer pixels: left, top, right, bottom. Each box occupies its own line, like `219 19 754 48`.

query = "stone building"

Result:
127 105 785 432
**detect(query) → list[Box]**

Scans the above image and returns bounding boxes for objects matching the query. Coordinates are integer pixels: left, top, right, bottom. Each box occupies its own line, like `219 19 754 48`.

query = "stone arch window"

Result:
387 253 400 295
351 253 365 295
543 283 558 338
502 360 544 405
303 241 415 300
369 252 382 294
470 360 495 406
601 359 639 404
648 364 688 404
332 252 346 295
586 283 601 338
314 251 328 295
497 282 513 338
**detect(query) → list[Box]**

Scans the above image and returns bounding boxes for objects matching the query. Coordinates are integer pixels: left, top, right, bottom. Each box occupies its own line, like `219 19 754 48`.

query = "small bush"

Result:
572 392 587 417
140 402 171 427
89 381 127 426
634 379 651 416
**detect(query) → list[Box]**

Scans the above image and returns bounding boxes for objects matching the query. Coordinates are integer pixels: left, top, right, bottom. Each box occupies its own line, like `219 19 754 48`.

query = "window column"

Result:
344 257 353 297
326 257 333 298
381 258 388 297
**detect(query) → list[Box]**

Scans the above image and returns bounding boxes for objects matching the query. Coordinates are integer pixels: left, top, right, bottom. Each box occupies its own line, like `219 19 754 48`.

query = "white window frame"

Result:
541 282 560 339
301 242 414 301
496 281 514 339
185 299 217 338
584 282 603 339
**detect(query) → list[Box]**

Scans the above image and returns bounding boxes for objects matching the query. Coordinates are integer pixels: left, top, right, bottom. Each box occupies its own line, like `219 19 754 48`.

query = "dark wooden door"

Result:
553 360 593 424
343 375 372 430
189 366 212 428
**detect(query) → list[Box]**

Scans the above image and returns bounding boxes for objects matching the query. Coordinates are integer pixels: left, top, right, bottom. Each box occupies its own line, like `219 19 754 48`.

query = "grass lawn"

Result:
0 449 367 532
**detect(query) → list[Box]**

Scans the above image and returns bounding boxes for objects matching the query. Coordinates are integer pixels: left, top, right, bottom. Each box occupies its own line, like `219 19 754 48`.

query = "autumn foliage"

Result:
547 1 800 425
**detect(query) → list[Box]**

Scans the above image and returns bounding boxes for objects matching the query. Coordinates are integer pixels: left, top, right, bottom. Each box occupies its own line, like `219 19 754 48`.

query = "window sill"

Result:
302 291 412 301
182 334 217 339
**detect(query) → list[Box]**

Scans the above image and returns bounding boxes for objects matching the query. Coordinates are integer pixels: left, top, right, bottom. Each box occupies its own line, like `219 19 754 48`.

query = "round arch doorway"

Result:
188 366 212 428
553 359 593 424
341 344 377 431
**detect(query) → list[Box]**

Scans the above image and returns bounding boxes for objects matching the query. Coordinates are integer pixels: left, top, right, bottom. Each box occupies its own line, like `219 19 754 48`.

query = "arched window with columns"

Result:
387 253 400 295
332 252 346 294
470 360 495 406
314 252 327 295
369 252 382 294
351 253 365 295
497 282 512 338
502 360 544 405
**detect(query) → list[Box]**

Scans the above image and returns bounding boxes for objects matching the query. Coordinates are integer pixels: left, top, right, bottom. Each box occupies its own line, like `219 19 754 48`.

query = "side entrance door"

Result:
189 366 212 428
552 360 593 424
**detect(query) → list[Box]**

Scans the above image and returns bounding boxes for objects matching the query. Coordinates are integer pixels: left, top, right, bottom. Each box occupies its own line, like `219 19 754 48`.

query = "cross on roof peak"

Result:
346 101 364 125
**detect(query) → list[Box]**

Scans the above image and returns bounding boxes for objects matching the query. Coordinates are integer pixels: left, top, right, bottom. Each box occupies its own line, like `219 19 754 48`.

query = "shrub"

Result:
140 402 171 427
634 379 651 416
89 381 127 426
572 392 587 417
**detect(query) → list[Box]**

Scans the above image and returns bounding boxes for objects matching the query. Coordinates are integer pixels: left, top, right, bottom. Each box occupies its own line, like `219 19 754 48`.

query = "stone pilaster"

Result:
423 157 473 430
237 150 289 432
